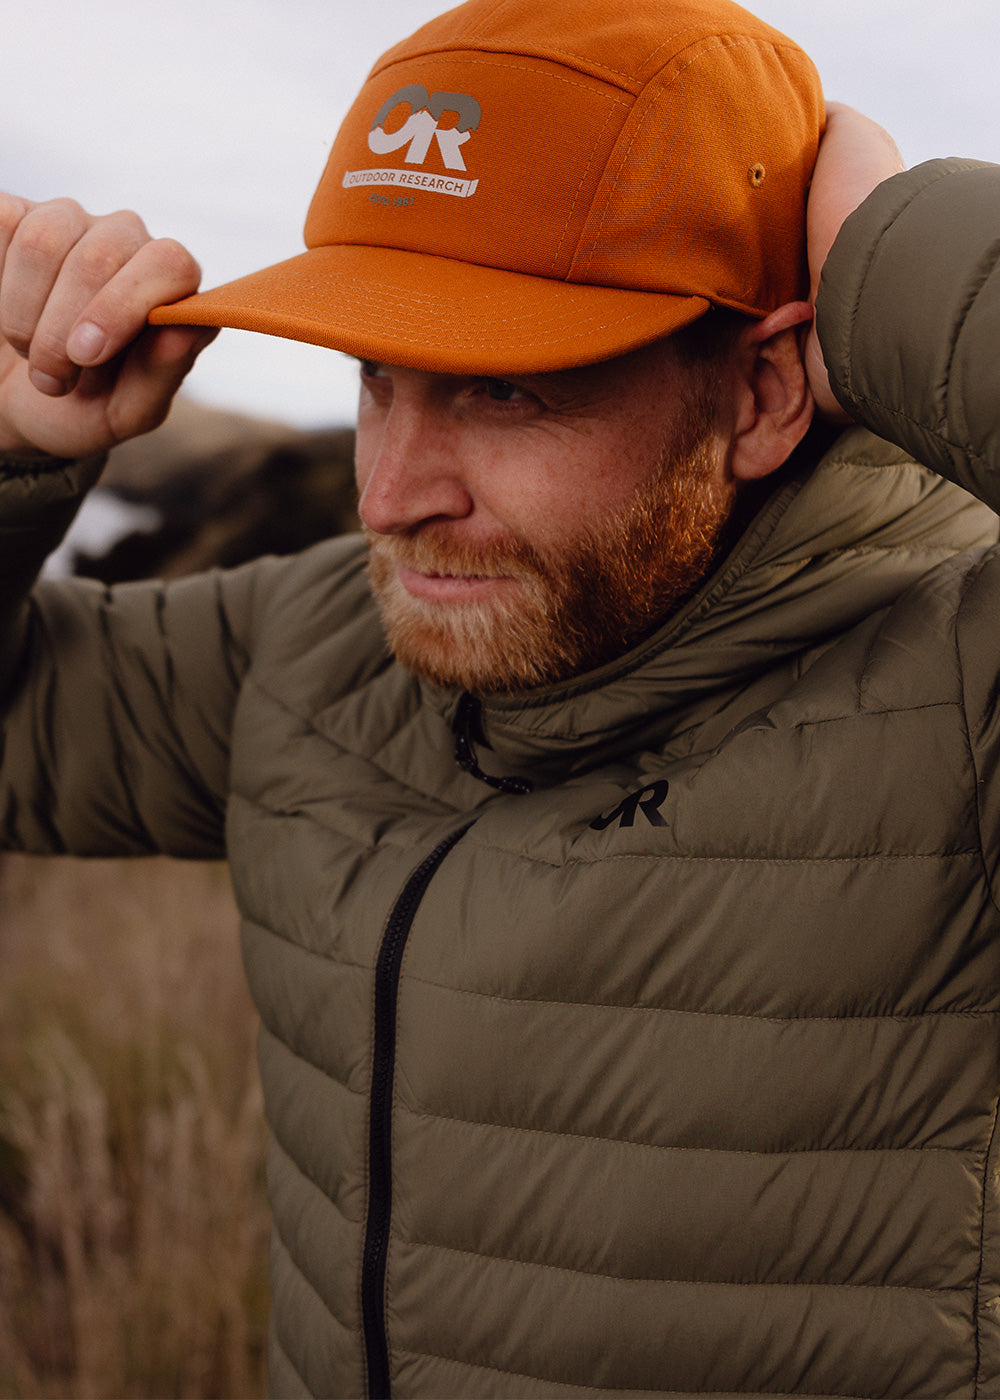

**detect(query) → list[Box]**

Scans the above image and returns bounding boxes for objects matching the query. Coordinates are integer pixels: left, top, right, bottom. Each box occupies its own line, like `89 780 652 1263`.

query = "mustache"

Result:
363 525 548 582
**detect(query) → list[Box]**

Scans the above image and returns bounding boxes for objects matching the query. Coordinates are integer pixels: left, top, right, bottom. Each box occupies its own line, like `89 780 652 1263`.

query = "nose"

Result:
356 389 473 536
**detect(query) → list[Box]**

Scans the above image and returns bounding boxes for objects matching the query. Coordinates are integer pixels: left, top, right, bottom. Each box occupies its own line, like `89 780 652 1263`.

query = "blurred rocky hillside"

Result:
48 395 359 582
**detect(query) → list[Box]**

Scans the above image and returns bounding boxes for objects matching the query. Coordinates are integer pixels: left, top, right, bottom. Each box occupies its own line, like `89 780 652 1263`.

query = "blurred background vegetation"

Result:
0 399 358 1398
0 857 267 1398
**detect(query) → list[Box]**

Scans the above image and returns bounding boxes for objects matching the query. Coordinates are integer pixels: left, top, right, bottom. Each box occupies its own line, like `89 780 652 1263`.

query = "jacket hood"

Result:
425 426 999 788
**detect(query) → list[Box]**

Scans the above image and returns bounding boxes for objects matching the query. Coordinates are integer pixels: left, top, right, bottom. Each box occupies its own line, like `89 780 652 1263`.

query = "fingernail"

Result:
29 368 66 396
66 320 106 363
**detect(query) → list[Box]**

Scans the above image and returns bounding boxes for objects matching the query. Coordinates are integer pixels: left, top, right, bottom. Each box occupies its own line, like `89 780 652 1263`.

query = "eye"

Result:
358 360 393 402
484 379 526 403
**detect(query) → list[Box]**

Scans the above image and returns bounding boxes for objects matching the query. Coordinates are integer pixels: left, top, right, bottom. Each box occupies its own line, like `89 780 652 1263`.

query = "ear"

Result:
728 301 815 482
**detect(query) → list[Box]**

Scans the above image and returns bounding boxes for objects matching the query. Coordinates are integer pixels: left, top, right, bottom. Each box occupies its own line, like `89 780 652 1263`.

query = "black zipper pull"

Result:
452 692 533 795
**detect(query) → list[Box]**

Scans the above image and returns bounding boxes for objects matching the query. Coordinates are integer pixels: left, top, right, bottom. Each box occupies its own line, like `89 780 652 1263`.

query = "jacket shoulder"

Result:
229 531 392 717
817 157 1000 504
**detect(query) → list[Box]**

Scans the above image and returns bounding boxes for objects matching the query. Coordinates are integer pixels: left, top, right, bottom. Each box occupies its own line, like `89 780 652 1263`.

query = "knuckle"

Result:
106 208 149 241
149 236 200 284
112 391 173 444
16 203 85 264
73 238 125 287
133 401 171 436
27 326 73 374
0 192 30 238
44 196 86 221
2 321 32 356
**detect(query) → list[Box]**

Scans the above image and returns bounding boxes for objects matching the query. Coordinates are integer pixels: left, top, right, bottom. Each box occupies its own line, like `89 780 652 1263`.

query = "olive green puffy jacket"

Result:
4 158 1000 1398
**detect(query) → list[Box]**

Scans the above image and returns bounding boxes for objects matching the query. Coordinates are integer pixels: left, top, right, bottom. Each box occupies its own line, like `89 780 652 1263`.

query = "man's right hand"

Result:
0 194 217 459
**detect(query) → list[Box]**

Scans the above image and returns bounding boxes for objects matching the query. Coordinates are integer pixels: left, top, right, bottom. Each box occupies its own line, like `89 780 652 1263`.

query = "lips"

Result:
397 565 514 602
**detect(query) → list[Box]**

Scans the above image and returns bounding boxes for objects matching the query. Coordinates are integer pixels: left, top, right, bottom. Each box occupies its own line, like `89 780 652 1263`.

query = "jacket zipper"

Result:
361 821 476 1400
453 692 533 795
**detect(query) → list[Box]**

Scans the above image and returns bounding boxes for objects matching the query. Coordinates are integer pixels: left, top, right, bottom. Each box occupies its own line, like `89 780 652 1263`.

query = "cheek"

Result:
484 427 643 543
352 447 369 500
353 403 378 494
536 450 653 534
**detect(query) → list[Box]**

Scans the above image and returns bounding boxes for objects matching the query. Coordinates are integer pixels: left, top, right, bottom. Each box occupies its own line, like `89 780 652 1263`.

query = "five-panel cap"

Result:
150 0 824 375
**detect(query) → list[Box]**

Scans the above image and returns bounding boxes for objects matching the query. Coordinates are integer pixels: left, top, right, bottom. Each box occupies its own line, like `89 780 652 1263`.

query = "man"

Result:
1 1 998 1396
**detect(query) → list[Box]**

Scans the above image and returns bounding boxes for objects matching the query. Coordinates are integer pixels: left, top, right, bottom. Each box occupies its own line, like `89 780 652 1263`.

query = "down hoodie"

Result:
2 158 1000 1398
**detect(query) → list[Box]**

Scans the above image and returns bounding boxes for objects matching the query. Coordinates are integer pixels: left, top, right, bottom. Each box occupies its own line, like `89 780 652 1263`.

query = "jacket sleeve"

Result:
0 451 256 860
0 452 104 693
816 157 1000 507
816 160 1000 877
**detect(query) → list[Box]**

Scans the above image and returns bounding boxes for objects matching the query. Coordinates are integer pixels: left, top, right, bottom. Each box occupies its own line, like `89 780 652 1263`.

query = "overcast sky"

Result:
4 0 997 428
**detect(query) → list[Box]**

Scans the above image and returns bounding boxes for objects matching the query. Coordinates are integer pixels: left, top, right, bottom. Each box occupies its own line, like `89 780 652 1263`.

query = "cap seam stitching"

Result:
464 0 521 40
638 20 801 76
246 271 664 324
378 40 634 94
208 295 693 349
579 34 783 282
388 18 785 89
396 50 636 103
204 267 680 314
549 100 625 278
608 20 742 81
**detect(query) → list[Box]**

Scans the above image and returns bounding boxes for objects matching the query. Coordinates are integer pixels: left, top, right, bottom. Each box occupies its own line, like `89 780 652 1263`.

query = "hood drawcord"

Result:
453 693 533 796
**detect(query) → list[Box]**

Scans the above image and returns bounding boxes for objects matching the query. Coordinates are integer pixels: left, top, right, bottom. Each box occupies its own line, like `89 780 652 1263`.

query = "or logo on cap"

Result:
343 83 482 200
369 85 481 170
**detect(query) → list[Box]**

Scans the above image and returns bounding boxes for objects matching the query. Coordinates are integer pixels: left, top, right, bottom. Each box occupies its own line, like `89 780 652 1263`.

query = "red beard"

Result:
366 401 735 694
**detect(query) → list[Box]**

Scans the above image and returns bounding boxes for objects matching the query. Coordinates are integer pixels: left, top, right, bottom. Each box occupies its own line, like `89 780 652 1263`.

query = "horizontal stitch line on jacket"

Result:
840 387 993 474
244 911 381 971
406 1105 985 1160
261 1023 367 1104
268 1127 365 1226
403 1235 964 1295
269 1150 362 1342
267 1333 309 1400
466 842 981 870
667 636 959 665
233 779 466 835
781 700 961 729
395 1344 893 1399
399 968 1000 1024
236 675 471 814
781 542 980 565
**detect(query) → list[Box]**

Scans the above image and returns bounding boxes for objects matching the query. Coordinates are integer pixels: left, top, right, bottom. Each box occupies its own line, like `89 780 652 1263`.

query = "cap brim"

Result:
148 244 710 376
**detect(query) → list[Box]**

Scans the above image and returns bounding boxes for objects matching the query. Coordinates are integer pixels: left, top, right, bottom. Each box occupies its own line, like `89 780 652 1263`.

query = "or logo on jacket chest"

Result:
590 779 670 831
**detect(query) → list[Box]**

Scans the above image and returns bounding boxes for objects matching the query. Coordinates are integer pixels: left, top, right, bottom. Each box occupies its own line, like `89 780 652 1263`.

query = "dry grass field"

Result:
0 853 269 1399
0 400 349 1397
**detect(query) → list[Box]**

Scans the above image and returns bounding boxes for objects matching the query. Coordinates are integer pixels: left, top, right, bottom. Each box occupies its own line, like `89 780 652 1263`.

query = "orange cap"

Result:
150 0 824 374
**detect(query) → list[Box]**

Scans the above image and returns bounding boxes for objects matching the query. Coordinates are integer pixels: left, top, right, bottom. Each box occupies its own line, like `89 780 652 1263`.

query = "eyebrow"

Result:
348 355 613 412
